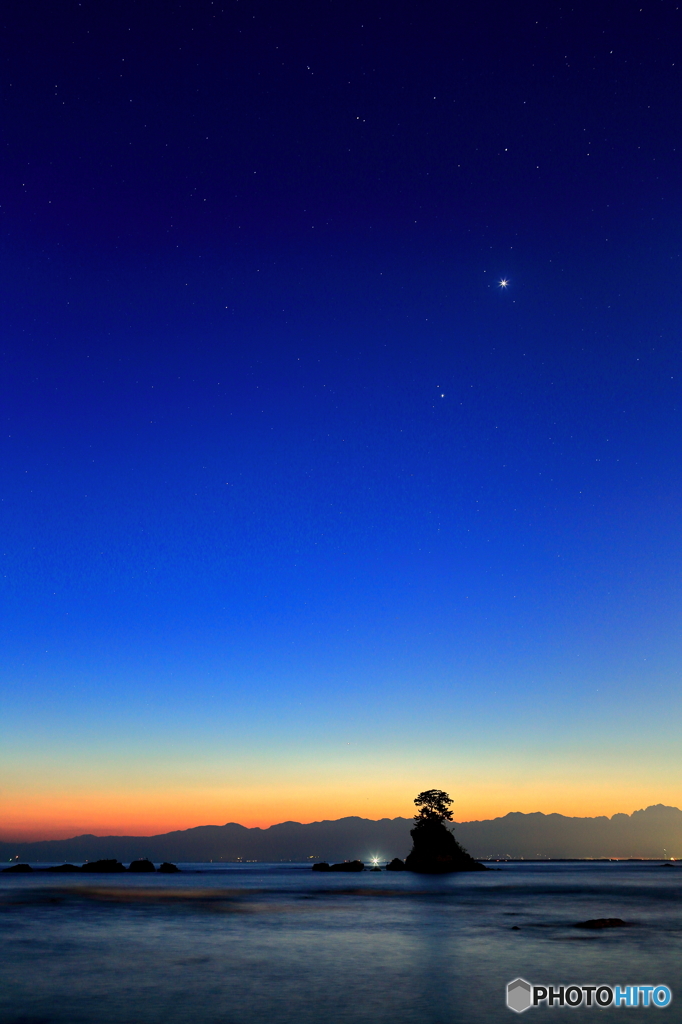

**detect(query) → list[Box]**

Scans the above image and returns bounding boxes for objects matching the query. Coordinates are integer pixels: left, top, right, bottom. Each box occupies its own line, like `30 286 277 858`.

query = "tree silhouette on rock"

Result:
404 789 486 873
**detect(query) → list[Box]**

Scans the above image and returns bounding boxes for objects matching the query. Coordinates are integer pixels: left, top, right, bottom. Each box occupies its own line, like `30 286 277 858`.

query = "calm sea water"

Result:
1 862 680 1024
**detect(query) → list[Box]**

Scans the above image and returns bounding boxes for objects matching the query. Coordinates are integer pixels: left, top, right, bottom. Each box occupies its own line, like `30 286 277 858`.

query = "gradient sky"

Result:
1 0 680 841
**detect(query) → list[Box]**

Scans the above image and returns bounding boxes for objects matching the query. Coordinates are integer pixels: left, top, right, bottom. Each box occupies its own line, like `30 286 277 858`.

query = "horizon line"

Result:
2 803 680 846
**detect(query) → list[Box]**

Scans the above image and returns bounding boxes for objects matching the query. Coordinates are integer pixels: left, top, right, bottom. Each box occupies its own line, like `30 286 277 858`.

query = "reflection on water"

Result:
1 862 680 1023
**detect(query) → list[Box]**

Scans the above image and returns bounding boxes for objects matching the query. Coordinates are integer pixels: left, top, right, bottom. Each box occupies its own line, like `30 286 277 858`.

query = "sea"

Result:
1 861 680 1024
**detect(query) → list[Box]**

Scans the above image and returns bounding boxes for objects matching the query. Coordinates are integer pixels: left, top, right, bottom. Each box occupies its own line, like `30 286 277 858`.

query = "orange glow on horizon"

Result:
3 777 680 843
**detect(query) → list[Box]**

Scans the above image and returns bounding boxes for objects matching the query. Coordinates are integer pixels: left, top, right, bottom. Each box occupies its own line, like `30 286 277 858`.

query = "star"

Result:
498 278 509 289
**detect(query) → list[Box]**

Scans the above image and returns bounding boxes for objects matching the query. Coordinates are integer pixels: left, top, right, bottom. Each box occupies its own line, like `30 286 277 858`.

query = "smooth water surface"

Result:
1 862 680 1023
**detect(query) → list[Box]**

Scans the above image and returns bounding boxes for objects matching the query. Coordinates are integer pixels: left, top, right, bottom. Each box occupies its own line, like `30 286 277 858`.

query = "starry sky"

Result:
1 0 680 840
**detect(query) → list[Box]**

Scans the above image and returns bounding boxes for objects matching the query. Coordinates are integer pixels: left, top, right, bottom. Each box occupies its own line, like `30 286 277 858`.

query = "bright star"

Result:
498 278 509 289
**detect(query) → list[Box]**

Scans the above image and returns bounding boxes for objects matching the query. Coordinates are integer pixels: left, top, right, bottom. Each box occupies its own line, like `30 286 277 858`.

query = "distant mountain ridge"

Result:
2 805 680 863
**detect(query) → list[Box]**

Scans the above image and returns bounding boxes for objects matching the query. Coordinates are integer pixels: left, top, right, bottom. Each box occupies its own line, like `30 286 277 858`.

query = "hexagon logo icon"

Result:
507 978 532 1013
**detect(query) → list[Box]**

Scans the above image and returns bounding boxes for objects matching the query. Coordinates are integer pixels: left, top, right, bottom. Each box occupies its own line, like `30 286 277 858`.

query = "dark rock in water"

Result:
404 790 488 873
2 863 33 872
46 863 81 872
370 866 381 871
386 858 406 871
158 862 180 873
511 926 521 930
312 860 364 872
574 918 631 929
328 860 364 872
128 859 156 872
405 820 486 873
80 859 126 873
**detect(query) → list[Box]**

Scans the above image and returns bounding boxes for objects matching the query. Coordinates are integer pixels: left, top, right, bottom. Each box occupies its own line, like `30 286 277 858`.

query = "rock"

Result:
46 864 81 872
574 918 631 929
405 820 487 874
328 860 364 872
511 925 521 930
370 866 381 871
313 858 375 872
386 858 406 871
2 863 33 872
158 862 180 873
128 859 156 872
80 859 126 873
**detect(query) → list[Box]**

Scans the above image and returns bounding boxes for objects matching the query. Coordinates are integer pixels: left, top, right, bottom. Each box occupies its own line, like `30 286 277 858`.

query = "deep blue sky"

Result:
1 0 680 837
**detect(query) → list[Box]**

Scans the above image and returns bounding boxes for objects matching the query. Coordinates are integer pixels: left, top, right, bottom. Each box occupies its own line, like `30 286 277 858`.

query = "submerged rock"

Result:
158 862 180 873
386 858 406 871
80 859 126 873
312 860 364 871
128 859 156 872
574 918 631 929
46 863 81 872
2 863 32 873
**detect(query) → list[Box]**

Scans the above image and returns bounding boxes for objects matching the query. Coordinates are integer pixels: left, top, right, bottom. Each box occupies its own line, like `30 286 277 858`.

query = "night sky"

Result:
2 0 680 840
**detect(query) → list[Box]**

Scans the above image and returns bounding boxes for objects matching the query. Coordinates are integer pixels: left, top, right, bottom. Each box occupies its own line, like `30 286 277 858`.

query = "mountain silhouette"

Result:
1 805 680 863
